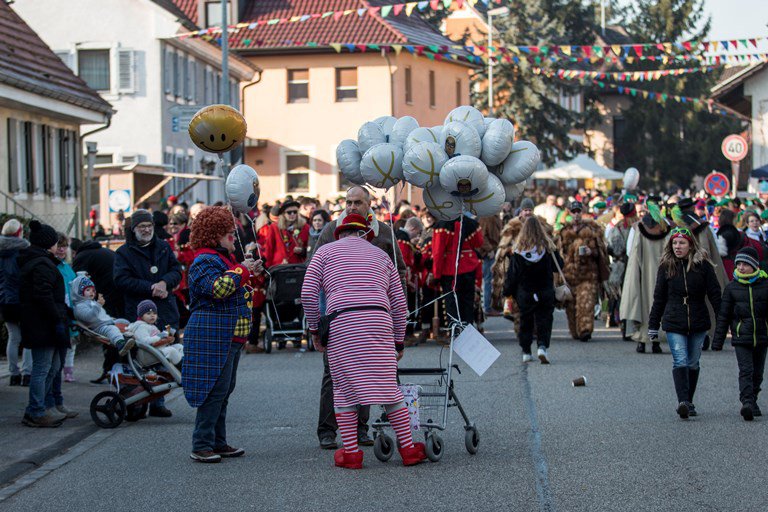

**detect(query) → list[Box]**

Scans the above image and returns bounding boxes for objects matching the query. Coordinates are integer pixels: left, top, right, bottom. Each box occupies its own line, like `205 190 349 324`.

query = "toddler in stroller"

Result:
127 300 183 367
71 274 134 356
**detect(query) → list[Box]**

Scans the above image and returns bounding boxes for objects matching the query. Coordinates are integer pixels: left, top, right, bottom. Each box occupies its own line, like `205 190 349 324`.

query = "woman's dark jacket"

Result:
503 250 562 312
0 235 29 323
113 232 181 327
649 258 722 335
713 277 768 349
17 245 71 349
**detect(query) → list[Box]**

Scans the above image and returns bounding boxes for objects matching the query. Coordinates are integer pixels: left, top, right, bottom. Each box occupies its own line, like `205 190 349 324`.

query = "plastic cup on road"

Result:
572 376 587 387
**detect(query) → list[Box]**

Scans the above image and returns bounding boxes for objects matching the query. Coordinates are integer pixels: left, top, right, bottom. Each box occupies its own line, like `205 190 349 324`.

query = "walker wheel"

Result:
263 328 273 354
90 391 127 429
465 426 479 454
425 432 443 462
374 434 395 462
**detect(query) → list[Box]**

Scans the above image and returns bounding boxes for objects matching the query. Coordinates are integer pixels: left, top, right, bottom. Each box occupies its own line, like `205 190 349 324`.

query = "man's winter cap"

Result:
137 299 158 319
735 247 760 271
28 220 58 249
131 209 153 229
77 276 96 296
519 197 535 210
568 201 583 212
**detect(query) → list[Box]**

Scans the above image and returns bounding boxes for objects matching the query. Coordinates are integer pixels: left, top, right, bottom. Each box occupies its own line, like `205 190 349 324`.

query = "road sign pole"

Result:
732 161 740 198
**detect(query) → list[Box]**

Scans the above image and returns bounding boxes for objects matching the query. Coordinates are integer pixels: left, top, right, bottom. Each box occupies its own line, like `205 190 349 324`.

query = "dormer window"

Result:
205 1 232 28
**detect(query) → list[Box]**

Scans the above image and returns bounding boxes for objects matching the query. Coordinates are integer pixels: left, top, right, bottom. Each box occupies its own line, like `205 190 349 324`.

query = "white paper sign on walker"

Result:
452 325 500 377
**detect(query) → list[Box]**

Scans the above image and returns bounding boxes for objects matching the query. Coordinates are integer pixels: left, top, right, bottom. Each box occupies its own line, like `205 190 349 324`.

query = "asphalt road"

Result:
1 313 766 512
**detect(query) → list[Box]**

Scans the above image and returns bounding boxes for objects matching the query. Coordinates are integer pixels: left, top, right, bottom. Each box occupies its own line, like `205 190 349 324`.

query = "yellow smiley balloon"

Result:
188 104 247 154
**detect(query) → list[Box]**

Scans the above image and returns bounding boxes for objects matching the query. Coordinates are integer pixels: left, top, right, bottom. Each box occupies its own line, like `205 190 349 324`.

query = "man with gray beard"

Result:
114 209 182 417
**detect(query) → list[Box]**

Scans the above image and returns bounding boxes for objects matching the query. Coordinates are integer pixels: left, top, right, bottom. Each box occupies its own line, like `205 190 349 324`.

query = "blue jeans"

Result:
666 331 706 370
482 256 494 312
26 348 61 418
46 346 68 408
192 343 242 452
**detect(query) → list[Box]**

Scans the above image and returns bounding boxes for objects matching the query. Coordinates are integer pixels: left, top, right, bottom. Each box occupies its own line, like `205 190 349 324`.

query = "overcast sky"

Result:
703 0 767 39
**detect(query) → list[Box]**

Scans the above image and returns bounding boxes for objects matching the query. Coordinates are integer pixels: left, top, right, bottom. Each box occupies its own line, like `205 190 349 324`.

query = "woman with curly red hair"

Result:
183 206 264 463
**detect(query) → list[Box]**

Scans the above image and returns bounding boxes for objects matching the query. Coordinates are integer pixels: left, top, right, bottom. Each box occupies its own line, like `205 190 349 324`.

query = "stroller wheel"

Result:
125 403 148 422
464 426 479 454
425 432 443 462
263 328 273 354
373 434 395 462
90 391 127 429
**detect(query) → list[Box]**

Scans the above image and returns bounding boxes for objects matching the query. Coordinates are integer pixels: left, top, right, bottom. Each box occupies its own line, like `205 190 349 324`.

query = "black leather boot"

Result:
636 342 646 353
672 367 690 419
688 368 700 416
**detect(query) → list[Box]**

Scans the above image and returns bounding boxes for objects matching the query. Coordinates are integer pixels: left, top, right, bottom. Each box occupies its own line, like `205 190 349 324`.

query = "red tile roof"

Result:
0 1 112 115
230 0 465 52
170 0 199 26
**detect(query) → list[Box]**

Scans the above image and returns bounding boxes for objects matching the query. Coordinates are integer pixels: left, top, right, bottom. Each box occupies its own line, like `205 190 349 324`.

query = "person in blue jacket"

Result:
114 209 181 417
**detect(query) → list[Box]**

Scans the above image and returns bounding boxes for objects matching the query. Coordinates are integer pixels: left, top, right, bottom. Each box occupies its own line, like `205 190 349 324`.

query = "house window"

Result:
559 89 583 114
78 49 111 91
285 153 311 193
182 55 189 100
456 78 462 107
429 70 436 108
164 47 173 94
95 154 114 165
335 68 357 102
21 122 34 194
405 66 412 104
173 53 182 98
287 69 309 103
60 130 78 199
205 1 231 28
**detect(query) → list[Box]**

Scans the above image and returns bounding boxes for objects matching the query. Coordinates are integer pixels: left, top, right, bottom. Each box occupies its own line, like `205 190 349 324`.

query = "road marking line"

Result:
522 364 557 512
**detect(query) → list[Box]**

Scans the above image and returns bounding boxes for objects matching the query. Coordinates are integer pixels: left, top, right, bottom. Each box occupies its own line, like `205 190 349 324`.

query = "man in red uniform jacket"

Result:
432 213 483 326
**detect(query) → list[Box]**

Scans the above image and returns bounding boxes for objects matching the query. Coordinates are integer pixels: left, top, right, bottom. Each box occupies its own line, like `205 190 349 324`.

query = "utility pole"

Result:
221 0 230 107
487 7 510 116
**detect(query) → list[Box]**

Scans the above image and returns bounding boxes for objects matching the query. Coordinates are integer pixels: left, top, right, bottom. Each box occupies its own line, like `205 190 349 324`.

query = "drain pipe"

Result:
80 114 112 239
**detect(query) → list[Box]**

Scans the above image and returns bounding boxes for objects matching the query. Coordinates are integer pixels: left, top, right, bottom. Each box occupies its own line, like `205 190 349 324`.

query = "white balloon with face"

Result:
336 139 366 185
389 116 420 148
439 155 489 197
504 180 527 203
423 184 462 221
373 116 397 137
498 140 540 184
358 122 387 154
404 127 441 154
226 164 260 214
624 167 640 190
444 105 487 138
359 143 404 190
441 121 482 159
481 118 515 167
464 174 505 217
403 141 449 189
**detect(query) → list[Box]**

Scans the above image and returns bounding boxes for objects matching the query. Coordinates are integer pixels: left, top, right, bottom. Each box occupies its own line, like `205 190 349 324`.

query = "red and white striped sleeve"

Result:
387 258 408 350
301 246 324 332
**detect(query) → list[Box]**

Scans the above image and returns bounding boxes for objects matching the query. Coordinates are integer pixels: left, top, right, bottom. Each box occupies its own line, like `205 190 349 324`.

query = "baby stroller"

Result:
76 322 182 428
263 263 310 353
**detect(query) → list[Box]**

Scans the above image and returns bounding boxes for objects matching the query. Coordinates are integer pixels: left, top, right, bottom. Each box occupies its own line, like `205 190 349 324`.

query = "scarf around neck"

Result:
734 268 767 284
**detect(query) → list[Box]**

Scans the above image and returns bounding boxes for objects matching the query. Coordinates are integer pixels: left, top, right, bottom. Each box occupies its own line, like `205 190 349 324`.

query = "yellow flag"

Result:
330 43 342 53
626 56 634 64
406 2 417 15
611 45 621 56
560 45 571 56
392 44 402 55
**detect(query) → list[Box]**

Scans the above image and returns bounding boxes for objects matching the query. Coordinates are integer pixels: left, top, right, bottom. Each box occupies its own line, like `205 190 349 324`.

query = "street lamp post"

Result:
487 6 510 116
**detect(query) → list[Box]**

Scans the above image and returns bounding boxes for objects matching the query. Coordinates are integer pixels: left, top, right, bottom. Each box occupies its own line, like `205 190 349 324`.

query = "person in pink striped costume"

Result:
302 213 427 469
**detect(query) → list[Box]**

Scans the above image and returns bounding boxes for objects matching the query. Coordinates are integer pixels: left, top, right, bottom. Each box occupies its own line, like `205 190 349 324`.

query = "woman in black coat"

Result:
712 246 768 421
649 226 722 419
18 221 71 428
503 216 562 364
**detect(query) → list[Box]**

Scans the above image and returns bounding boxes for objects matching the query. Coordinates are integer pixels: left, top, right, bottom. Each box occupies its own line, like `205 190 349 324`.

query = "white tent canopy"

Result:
533 154 625 180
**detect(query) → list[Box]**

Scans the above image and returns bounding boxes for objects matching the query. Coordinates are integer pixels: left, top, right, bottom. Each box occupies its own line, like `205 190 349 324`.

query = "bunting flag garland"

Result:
541 66 716 83
167 0 768 62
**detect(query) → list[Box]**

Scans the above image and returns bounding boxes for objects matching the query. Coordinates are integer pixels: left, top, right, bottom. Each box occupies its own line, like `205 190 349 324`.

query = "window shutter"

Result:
55 50 74 72
117 49 136 93
182 55 189 100
163 47 172 94
189 60 197 102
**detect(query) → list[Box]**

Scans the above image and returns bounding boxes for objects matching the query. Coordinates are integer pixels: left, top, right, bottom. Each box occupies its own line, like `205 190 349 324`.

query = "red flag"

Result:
632 45 643 57
583 46 591 57
682 41 692 51
393 4 404 15
369 7 380 16
356 45 367 52
333 11 343 21
749 38 758 48
430 0 440 9
731 40 739 49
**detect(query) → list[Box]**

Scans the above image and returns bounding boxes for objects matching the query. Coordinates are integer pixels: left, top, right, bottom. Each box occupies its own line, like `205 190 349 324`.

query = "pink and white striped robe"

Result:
302 236 407 408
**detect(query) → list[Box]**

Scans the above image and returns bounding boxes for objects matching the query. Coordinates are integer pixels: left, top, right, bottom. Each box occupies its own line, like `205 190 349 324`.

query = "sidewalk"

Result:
0 342 107 486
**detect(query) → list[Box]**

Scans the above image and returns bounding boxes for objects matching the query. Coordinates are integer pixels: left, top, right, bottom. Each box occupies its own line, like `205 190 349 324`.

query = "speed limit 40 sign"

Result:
722 134 748 162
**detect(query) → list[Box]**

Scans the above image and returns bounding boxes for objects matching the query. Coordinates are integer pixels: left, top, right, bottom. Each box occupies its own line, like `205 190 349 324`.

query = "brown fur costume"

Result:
557 219 610 339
